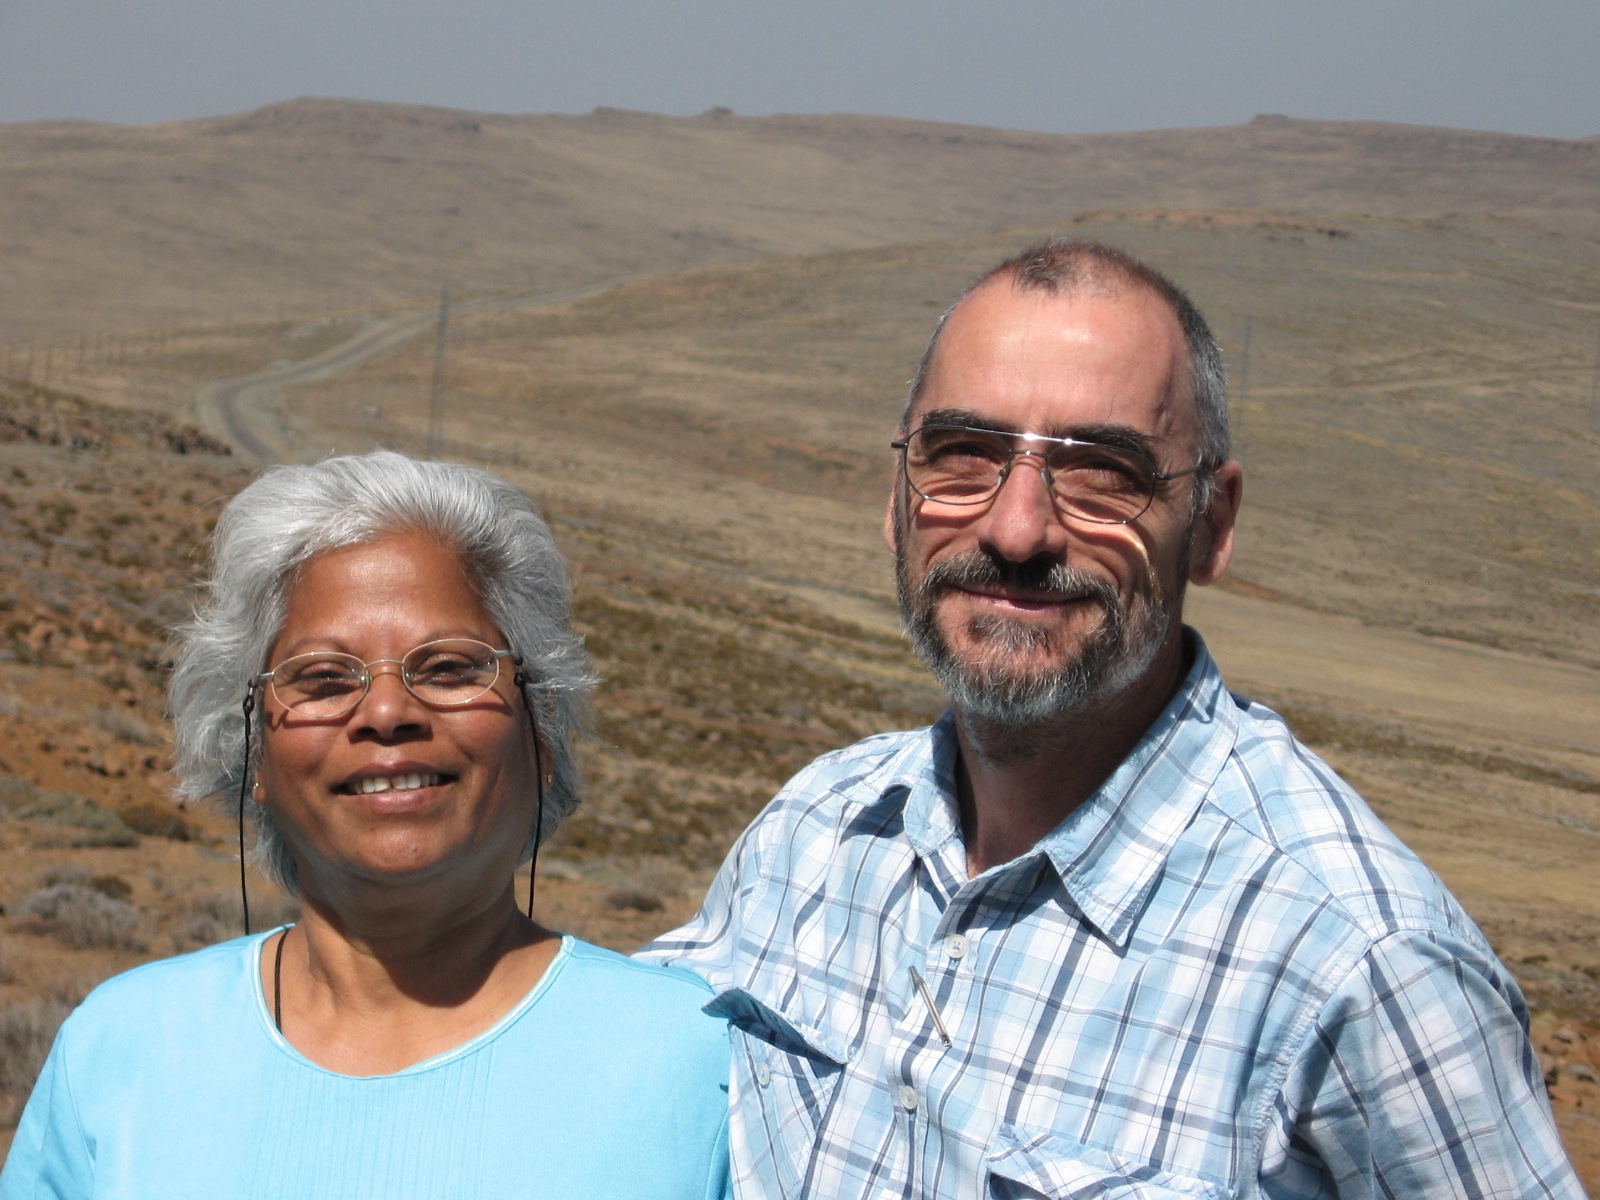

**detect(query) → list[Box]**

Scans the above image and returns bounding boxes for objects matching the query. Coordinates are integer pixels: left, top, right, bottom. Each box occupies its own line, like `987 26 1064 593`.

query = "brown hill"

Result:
4 99 1599 342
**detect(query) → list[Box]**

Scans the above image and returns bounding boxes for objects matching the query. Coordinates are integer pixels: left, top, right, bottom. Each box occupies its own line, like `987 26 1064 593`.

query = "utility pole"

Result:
427 284 450 459
1590 314 1600 436
1236 315 1253 460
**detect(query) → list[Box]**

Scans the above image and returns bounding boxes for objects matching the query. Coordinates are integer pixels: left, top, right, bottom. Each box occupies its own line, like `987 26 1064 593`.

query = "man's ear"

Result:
1186 460 1242 586
882 490 899 556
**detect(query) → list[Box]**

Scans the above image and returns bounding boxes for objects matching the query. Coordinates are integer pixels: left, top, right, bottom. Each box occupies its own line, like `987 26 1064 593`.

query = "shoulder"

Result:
547 939 729 1074
1209 695 1487 949
740 726 933 844
559 938 715 998
42 936 262 1088
554 940 721 1027
66 935 257 1028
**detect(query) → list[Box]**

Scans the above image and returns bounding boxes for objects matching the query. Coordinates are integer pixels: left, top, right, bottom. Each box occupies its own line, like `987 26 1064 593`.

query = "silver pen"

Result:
909 966 952 1046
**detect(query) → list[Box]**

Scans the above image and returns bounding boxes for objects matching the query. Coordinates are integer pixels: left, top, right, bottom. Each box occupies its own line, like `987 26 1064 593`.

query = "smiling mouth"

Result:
956 586 1100 609
336 772 454 796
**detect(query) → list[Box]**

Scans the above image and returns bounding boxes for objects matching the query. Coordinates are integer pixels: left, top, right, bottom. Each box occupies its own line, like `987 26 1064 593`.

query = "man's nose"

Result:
976 453 1069 562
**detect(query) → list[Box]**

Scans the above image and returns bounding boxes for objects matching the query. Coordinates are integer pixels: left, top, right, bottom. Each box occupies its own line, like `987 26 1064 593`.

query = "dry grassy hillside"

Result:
3 102 1599 1177
279 212 1600 669
4 99 1599 343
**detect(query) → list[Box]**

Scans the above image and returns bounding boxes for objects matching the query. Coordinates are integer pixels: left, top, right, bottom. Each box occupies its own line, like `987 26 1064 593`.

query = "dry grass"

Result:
18 882 143 952
0 985 88 1125
176 891 301 950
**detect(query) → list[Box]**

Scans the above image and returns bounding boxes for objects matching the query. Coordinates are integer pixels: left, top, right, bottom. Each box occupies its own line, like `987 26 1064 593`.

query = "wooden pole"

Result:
427 284 450 459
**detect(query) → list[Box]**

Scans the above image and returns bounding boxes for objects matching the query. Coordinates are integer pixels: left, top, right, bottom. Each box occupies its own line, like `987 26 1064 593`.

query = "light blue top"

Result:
2 934 731 1199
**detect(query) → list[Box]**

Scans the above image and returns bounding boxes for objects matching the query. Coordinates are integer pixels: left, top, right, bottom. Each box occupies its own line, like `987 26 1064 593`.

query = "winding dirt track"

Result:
193 279 626 462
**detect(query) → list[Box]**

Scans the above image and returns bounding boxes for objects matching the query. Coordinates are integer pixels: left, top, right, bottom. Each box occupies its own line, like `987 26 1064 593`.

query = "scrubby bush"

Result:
118 799 195 841
180 890 299 948
18 884 144 951
0 990 84 1124
90 706 162 745
34 863 92 889
5 785 137 847
0 774 36 813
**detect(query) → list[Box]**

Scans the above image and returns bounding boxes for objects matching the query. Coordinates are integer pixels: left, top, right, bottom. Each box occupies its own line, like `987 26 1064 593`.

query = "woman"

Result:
1 451 730 1199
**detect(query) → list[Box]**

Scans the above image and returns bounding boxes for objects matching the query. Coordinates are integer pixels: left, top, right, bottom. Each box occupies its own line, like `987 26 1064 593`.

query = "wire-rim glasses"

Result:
892 424 1203 525
254 638 518 719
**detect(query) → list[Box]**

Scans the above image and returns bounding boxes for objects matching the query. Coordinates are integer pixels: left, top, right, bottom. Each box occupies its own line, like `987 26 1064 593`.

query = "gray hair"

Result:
902 240 1231 510
168 450 593 893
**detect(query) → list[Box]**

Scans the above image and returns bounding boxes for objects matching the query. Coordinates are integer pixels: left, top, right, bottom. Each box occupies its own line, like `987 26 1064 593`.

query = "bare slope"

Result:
5 99 1599 342
269 211 1600 670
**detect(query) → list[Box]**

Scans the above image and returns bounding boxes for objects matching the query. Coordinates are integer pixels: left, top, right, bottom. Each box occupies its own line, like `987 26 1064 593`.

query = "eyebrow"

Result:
913 409 1160 459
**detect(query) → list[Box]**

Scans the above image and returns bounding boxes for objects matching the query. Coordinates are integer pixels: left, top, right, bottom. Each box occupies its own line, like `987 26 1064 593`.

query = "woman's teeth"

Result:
352 773 444 794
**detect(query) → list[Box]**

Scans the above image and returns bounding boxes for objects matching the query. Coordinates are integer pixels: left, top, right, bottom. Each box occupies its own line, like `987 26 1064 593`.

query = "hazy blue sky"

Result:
1 0 1596 138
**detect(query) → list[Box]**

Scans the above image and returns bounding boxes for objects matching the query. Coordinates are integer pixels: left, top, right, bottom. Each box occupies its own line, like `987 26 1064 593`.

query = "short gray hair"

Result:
903 240 1231 506
169 450 593 893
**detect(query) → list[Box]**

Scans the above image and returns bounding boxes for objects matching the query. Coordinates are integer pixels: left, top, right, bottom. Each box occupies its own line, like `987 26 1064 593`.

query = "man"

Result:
643 241 1580 1198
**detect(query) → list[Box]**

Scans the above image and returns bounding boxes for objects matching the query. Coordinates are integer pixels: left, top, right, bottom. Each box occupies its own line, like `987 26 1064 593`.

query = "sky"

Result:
0 0 1597 140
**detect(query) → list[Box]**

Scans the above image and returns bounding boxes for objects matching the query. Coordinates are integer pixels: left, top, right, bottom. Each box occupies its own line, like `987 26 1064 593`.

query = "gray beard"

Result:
898 548 1174 730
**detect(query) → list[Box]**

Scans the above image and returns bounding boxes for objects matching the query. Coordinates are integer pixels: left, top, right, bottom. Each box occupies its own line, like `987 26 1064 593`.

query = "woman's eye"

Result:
412 657 478 683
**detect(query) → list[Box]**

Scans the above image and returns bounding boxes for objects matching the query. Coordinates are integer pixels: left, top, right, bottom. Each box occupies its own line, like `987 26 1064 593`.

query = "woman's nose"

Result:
352 663 428 736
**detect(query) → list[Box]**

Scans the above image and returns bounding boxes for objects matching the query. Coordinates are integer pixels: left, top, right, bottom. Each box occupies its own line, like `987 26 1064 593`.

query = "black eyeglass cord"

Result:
272 926 289 1033
237 691 255 936
516 672 546 921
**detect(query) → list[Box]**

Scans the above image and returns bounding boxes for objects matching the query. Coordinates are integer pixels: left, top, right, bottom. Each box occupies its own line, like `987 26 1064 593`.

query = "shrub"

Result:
118 799 195 841
9 788 137 847
18 884 144 950
0 774 37 814
180 890 299 948
89 874 133 902
0 990 85 1123
90 706 162 746
33 863 92 889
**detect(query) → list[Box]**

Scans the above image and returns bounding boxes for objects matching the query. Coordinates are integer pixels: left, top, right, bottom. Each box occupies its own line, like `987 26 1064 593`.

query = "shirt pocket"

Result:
707 986 850 1200
987 1127 1236 1200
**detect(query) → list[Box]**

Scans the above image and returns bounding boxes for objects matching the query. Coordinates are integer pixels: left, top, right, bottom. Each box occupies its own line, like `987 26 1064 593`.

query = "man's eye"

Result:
936 440 996 461
920 433 1006 462
1055 449 1148 490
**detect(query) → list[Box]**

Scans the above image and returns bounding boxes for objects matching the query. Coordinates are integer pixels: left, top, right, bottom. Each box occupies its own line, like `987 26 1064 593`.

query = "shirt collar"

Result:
879 629 1240 948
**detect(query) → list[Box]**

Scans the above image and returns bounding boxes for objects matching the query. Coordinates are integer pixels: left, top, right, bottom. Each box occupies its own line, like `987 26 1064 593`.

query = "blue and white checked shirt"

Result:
642 633 1580 1199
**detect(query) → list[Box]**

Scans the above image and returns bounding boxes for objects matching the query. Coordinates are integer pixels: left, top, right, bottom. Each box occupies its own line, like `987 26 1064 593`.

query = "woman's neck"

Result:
262 884 560 1076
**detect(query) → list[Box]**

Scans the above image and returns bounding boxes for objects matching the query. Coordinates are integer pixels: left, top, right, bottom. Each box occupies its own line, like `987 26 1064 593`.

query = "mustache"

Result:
917 552 1120 609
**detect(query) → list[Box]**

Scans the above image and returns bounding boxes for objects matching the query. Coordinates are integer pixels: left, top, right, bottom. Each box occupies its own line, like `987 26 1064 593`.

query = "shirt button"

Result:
898 1084 919 1111
754 1061 772 1088
945 934 968 960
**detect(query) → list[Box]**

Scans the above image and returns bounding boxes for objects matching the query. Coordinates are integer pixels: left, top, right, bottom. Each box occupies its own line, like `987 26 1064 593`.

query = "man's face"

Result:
886 279 1239 726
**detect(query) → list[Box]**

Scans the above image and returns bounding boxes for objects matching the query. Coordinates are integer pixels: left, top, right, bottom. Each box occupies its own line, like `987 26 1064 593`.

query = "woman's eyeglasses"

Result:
254 639 517 718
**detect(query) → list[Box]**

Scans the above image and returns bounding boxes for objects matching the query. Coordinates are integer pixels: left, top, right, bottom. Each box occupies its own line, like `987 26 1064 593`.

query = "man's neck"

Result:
954 637 1191 878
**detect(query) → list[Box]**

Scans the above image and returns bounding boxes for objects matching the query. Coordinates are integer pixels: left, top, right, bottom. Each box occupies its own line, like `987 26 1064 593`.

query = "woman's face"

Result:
257 531 539 904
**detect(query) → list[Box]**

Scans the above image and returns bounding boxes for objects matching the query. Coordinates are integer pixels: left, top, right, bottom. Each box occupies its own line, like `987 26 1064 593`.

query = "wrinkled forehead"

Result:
910 278 1195 448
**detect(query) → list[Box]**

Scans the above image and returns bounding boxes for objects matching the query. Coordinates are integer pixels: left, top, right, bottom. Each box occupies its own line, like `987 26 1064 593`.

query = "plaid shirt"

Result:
642 634 1580 1199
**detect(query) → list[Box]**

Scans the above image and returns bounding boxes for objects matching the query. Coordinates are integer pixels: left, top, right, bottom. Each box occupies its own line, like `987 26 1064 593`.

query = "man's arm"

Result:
1262 928 1582 1199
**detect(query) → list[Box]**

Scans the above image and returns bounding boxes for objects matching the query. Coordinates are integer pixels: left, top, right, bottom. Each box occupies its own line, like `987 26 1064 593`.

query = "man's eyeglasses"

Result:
892 424 1203 525
254 639 518 719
